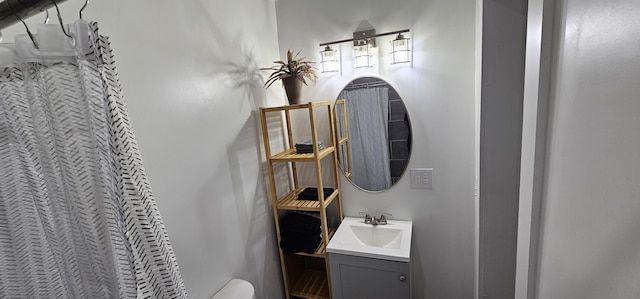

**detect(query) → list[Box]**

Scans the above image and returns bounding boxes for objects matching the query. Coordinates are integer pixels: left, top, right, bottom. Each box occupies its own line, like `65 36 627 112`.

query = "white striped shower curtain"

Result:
0 21 188 298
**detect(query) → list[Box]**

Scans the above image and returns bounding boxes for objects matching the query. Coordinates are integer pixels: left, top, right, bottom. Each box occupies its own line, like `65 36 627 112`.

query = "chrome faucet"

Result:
359 212 392 225
373 213 392 225
359 212 373 224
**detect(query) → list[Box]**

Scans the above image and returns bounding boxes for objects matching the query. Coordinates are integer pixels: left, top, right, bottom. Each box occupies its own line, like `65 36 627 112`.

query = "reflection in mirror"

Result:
334 77 411 192
334 100 352 179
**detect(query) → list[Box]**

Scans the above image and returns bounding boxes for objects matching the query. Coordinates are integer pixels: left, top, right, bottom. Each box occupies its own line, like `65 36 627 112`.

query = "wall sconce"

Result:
391 34 411 64
320 27 411 70
352 29 375 69
320 45 340 73
353 43 373 69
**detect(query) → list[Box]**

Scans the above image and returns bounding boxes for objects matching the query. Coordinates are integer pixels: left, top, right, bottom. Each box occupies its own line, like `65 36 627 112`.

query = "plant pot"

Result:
282 76 303 105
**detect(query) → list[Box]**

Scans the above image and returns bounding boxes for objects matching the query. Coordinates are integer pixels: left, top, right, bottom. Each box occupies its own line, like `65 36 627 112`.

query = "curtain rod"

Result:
0 0 69 30
344 81 389 90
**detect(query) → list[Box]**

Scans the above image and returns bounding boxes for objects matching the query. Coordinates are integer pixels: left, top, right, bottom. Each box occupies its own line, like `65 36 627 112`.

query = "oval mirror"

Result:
334 77 412 192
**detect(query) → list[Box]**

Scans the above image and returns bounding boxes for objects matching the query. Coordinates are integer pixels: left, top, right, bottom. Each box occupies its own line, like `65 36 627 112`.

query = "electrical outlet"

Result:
410 168 433 189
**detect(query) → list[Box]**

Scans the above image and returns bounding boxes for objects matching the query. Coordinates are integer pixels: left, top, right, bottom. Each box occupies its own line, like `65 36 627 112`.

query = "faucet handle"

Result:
378 213 392 224
359 212 372 224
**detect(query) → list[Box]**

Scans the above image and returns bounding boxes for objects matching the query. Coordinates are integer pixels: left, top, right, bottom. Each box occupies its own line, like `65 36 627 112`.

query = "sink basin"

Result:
327 217 412 262
348 225 403 249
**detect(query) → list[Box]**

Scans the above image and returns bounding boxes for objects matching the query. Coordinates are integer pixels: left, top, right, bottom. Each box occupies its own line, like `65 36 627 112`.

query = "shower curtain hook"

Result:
42 9 50 24
6 0 39 49
79 0 89 20
50 0 73 38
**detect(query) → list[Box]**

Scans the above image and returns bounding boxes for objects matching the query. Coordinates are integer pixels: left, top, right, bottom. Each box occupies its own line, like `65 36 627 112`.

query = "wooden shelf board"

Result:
338 137 348 145
269 147 335 162
290 270 330 299
261 101 332 113
294 228 337 258
276 188 339 211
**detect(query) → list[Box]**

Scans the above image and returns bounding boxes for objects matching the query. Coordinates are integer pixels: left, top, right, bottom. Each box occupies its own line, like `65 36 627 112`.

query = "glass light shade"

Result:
391 34 411 64
353 43 373 69
320 46 340 73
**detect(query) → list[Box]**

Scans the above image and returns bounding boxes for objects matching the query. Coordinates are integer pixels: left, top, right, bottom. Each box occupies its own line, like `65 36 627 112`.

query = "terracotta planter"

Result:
282 76 303 105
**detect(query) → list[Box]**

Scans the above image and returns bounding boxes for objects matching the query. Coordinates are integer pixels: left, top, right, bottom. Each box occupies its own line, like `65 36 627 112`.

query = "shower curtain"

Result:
339 87 391 191
0 21 188 298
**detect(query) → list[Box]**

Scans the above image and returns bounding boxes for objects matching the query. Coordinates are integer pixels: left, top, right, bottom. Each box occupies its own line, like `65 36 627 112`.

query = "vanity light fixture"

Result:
320 45 340 73
353 42 373 69
319 28 410 69
391 33 411 64
352 29 375 69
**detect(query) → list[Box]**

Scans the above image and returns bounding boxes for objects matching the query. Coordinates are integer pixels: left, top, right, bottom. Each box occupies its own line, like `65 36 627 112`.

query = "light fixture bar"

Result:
319 29 410 47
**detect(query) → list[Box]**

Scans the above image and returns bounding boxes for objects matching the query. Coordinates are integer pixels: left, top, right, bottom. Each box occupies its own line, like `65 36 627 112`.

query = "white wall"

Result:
535 0 640 298
2 1 285 298
275 0 477 298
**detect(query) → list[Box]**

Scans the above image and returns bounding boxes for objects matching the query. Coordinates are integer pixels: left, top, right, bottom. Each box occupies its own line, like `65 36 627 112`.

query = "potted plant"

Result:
263 50 318 105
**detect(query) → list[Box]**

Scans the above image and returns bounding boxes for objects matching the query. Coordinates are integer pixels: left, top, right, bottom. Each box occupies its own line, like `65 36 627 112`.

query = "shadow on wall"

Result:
200 45 284 298
226 113 284 299
222 49 267 110
411 240 425 299
190 1 272 110
185 2 283 298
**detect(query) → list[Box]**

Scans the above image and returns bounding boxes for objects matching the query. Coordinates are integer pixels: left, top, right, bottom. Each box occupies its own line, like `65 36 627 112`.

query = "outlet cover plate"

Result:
410 168 433 189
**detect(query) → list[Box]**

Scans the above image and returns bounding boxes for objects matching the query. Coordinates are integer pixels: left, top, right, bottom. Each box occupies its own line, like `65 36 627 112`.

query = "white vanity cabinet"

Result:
328 253 412 299
326 217 413 299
